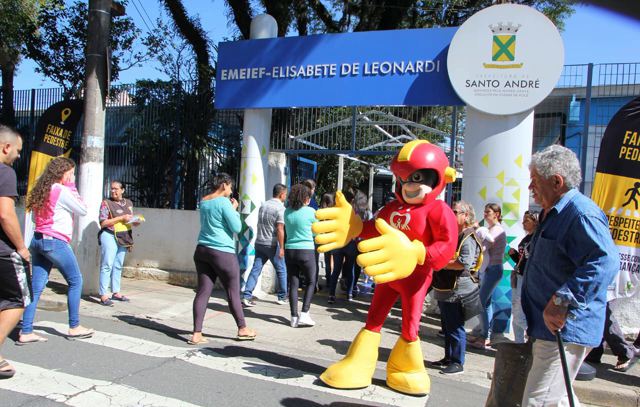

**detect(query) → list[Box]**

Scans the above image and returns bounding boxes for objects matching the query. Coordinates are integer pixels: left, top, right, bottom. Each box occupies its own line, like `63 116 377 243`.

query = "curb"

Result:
122 267 197 288
575 380 639 407
36 296 67 312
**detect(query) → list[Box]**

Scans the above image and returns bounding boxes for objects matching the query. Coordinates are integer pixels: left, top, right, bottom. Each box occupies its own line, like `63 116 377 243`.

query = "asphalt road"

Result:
0 310 489 407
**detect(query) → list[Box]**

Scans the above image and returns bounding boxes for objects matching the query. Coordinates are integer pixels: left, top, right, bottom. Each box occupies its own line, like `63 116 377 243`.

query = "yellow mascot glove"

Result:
312 191 363 253
356 218 426 284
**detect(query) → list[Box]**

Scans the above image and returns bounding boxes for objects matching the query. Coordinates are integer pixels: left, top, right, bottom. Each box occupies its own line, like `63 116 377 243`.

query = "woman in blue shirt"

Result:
190 173 256 344
284 184 317 328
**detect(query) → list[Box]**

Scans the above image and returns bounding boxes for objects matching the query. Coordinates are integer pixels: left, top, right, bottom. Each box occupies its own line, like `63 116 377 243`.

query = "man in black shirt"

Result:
0 125 30 379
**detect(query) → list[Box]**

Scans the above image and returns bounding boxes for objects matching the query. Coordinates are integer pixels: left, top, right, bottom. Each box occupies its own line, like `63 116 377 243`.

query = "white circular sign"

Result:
447 4 564 116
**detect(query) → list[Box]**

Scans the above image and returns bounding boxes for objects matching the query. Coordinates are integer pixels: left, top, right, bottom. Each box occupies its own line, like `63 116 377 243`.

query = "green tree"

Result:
0 0 41 125
25 0 160 98
161 0 217 209
224 1 574 197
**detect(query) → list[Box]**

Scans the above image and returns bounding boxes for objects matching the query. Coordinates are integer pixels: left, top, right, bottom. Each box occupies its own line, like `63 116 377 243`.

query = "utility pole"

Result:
75 0 113 295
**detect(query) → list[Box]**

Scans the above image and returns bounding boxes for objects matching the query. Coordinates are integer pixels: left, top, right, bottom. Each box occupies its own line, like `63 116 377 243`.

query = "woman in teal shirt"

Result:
284 184 317 328
190 173 256 344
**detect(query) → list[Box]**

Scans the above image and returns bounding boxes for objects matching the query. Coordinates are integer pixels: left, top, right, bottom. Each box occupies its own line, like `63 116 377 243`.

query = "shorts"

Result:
0 252 31 310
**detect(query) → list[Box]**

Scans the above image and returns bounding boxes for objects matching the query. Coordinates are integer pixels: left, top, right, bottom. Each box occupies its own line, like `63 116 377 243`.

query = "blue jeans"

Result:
476 264 504 339
99 231 127 296
439 300 466 365
512 274 527 343
22 234 83 333
242 244 287 300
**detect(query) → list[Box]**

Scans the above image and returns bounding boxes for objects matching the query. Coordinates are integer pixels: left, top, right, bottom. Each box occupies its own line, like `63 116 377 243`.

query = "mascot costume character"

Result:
313 140 458 395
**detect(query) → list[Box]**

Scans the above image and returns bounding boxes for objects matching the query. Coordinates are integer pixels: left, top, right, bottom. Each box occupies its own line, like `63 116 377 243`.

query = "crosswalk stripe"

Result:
37 321 427 407
0 362 200 407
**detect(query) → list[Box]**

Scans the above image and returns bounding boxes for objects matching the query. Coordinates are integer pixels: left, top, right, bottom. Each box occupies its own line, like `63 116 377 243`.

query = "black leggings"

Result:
285 248 317 316
192 245 245 332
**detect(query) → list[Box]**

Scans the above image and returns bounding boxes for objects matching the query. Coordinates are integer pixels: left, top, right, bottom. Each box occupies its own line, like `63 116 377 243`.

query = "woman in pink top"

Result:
18 158 94 344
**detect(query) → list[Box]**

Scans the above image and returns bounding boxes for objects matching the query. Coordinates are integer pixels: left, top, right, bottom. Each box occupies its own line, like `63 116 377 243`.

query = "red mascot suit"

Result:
313 140 458 395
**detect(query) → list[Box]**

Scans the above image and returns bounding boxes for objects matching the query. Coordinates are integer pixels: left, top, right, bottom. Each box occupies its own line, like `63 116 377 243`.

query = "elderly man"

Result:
521 145 618 406
0 125 30 379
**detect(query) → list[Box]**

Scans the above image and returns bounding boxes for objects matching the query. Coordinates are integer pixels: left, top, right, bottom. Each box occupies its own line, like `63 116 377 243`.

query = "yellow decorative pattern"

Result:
479 186 487 201
261 146 267 157
506 178 519 186
251 173 258 185
503 219 519 227
481 154 489 168
514 155 523 169
496 187 504 200
512 188 520 201
496 171 505 185
503 202 520 219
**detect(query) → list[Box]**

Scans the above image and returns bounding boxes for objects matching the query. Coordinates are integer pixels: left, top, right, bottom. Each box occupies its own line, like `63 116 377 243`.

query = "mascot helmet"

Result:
390 140 456 205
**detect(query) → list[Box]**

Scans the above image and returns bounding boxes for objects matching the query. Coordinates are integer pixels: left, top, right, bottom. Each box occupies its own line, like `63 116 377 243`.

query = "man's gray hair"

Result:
454 200 476 227
529 145 582 189
0 125 20 144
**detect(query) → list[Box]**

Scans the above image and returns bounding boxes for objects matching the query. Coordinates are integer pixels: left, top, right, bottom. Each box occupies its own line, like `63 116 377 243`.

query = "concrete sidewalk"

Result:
38 274 639 407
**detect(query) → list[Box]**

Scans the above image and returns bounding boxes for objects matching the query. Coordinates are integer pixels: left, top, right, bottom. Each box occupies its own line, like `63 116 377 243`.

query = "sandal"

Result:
187 337 209 345
16 334 48 346
111 295 130 302
67 327 95 340
614 356 638 372
237 328 257 341
0 359 16 379
100 298 114 307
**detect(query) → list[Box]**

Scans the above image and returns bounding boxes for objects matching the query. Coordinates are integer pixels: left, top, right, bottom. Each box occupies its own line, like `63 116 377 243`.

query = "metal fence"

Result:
12 81 243 209
534 62 640 197
7 62 639 208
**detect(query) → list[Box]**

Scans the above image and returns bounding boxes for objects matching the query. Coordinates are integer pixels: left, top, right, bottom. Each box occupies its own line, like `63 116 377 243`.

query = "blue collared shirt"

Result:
521 188 619 347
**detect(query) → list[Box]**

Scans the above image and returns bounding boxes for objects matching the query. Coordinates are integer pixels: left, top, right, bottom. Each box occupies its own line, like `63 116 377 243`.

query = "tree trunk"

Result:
162 0 214 209
0 63 16 126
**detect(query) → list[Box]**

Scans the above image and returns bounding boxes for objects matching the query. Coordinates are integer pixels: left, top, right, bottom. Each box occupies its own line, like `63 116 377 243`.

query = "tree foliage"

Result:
25 0 161 97
0 0 42 125
225 0 575 38
223 0 574 201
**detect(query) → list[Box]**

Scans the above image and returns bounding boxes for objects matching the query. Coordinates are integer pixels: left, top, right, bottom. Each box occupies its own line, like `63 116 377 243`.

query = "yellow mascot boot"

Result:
320 328 381 389
386 336 430 396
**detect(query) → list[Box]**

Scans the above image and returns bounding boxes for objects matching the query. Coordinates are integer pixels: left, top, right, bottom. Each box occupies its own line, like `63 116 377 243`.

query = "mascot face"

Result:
390 140 455 205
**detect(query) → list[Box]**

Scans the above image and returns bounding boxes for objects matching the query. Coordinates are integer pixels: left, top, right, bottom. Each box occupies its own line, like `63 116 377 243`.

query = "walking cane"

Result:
556 331 576 407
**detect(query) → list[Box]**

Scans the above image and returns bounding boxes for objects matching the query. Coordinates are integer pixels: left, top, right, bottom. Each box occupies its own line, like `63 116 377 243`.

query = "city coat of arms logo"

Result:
483 22 524 69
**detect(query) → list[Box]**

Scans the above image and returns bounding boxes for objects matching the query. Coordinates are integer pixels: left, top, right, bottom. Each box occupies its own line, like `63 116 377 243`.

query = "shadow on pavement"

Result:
206 301 291 326
114 314 232 343
281 396 383 407
592 362 640 387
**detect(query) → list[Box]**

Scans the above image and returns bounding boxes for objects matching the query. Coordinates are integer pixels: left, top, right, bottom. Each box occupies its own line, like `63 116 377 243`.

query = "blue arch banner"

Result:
215 28 464 109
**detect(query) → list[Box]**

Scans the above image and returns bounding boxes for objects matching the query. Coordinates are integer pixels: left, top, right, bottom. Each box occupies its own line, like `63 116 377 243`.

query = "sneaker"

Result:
347 295 353 302
328 296 336 304
440 362 464 375
242 298 256 307
290 316 298 328
276 298 287 305
431 357 451 368
437 330 445 338
298 312 315 327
